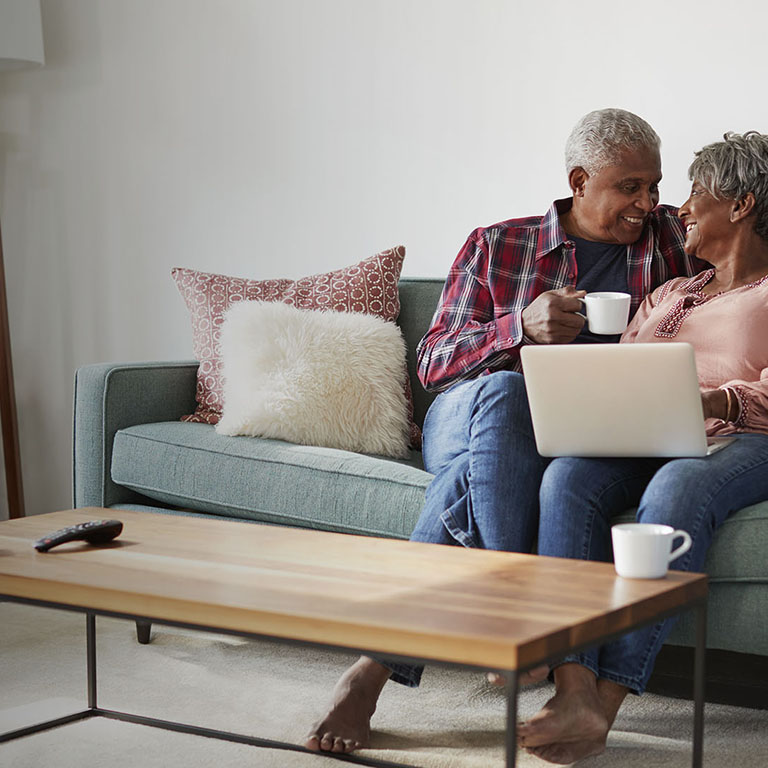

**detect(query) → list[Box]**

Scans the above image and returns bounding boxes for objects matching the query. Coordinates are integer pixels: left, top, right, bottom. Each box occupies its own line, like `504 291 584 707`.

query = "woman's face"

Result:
678 181 735 259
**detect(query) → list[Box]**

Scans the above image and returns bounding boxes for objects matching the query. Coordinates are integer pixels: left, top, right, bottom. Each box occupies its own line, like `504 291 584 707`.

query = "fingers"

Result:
521 288 587 344
550 287 587 314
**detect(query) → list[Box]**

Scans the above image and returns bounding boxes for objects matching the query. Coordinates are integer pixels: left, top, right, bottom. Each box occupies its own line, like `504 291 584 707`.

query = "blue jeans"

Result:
385 371 548 686
537 433 768 693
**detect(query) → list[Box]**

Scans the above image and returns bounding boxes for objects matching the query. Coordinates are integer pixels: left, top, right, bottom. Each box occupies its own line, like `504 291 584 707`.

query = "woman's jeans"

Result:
379 370 768 693
537 432 768 693
383 371 547 686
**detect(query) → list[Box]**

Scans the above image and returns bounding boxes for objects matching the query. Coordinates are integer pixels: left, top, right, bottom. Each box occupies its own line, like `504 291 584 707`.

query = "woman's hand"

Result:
701 388 729 421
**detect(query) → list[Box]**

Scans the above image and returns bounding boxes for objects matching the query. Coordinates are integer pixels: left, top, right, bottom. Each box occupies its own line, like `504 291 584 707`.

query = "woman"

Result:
522 131 768 764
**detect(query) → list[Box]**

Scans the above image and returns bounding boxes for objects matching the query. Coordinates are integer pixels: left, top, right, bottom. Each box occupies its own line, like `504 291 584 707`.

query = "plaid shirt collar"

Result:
535 198 658 262
535 199 571 260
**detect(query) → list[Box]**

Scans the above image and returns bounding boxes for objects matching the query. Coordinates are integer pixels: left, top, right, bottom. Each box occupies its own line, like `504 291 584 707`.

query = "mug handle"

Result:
575 297 587 321
668 530 692 563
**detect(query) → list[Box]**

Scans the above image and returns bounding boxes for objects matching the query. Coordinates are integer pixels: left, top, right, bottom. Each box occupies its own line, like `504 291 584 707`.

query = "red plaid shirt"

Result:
417 199 706 392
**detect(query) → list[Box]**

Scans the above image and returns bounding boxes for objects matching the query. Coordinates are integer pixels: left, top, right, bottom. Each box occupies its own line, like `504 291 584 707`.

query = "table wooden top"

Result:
0 509 707 671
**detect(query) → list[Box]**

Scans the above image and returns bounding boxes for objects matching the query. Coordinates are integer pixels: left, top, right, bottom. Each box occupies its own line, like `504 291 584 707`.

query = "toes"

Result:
488 666 550 688
525 665 550 684
310 731 361 754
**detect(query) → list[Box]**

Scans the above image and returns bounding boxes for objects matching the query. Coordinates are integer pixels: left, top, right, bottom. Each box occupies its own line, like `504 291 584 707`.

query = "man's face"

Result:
574 147 662 244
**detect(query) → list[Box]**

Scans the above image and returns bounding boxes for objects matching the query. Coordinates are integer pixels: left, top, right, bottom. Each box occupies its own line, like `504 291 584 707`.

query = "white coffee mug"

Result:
611 523 692 579
577 291 631 335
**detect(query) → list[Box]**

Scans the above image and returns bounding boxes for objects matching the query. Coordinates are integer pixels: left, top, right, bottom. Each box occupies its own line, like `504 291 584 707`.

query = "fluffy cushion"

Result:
216 301 410 458
171 245 420 447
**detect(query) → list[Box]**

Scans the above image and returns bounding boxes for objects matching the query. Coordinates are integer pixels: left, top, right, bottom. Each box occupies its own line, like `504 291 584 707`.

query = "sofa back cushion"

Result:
172 247 429 447
397 279 444 429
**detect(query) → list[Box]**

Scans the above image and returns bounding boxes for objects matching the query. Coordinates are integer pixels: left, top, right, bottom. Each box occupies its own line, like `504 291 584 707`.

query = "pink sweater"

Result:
621 269 768 436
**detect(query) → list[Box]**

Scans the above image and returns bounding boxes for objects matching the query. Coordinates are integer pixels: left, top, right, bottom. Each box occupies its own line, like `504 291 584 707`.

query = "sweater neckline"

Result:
685 268 768 298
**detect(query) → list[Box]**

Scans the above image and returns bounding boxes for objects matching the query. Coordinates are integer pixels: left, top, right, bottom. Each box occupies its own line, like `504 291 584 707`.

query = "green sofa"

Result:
72 278 768 677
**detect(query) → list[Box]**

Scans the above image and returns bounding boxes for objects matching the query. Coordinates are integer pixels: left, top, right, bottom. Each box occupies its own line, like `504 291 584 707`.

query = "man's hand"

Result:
521 287 587 344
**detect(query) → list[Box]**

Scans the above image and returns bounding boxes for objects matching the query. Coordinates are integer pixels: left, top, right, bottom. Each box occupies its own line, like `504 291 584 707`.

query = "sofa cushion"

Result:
667 582 768 654
171 246 423 447
612 502 768 583
216 301 410 458
110 421 430 539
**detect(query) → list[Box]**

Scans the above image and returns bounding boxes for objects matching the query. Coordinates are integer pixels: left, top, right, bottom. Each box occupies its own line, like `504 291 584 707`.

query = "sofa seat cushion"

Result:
701 503 768 583
612 503 768 583
110 422 431 539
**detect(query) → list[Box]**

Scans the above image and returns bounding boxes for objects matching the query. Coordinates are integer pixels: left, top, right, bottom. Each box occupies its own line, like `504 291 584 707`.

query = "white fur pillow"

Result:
215 301 410 458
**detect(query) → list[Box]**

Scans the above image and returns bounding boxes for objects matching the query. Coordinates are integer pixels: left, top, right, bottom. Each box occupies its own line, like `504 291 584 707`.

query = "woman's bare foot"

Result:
305 656 391 754
525 739 606 765
518 667 629 764
516 664 608 750
486 665 550 687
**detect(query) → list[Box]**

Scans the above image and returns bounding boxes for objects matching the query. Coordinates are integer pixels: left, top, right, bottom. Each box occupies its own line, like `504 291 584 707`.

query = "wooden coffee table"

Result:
0 508 708 767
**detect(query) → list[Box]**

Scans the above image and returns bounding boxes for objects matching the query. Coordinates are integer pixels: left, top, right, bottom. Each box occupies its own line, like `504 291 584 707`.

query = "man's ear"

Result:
569 167 589 198
730 192 756 223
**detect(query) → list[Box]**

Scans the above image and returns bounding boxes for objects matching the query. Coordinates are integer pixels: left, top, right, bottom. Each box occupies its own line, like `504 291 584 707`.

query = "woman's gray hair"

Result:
565 108 661 175
688 131 768 242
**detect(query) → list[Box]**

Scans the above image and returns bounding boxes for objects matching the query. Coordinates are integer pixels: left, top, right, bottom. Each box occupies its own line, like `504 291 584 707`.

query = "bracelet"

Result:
723 387 734 422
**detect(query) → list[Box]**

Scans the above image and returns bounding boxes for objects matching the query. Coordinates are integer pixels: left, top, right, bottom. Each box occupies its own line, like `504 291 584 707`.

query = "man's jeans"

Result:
537 432 768 693
384 371 546 686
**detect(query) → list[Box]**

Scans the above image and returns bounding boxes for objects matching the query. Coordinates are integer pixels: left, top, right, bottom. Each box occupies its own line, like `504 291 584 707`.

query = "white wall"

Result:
0 0 766 518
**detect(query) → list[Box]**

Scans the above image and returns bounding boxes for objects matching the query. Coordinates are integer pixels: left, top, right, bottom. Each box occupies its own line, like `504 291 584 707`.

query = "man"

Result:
305 108 705 759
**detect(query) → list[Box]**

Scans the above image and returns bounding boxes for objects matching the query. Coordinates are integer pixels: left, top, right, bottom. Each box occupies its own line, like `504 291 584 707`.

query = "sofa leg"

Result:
136 620 152 644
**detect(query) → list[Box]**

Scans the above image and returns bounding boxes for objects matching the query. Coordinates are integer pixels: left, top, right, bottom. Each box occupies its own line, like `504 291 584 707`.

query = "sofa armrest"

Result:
73 361 199 508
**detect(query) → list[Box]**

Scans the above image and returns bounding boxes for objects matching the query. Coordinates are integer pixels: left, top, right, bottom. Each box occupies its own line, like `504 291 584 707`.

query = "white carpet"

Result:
1 602 766 767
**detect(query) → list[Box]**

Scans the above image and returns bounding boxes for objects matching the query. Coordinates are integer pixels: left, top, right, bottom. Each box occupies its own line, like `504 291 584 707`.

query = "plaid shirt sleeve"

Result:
416 228 523 393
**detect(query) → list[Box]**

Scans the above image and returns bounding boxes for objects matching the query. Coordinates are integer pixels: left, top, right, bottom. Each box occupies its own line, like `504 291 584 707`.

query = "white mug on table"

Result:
611 523 693 579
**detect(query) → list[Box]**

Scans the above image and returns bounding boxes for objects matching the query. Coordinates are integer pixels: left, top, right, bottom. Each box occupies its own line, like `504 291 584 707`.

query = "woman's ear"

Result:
730 192 756 223
568 167 589 198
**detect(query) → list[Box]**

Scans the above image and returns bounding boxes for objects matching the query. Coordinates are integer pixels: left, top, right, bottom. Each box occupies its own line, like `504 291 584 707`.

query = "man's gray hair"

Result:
688 131 768 242
565 108 661 175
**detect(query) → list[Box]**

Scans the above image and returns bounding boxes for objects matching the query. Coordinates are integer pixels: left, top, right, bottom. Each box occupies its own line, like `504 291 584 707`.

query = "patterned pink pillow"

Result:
172 245 421 448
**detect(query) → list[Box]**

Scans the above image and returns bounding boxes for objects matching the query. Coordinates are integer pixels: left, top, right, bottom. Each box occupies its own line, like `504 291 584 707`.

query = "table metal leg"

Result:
692 599 706 768
506 671 518 768
87 613 97 709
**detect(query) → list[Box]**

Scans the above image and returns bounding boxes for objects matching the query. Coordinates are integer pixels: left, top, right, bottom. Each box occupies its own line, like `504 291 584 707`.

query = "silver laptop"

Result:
520 342 733 458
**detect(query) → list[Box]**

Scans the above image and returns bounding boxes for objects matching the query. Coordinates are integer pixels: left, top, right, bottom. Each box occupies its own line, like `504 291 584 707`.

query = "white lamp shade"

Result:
0 0 44 71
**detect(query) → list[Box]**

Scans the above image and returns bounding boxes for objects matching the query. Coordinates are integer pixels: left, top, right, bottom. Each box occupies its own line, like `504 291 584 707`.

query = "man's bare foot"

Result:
517 664 608 749
486 665 550 687
305 656 391 754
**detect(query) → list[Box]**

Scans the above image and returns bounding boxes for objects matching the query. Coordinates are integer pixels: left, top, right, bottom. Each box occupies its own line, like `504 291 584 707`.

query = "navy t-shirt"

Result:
570 236 628 344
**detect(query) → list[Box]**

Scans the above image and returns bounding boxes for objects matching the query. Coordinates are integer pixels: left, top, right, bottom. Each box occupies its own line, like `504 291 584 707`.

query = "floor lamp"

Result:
0 0 45 519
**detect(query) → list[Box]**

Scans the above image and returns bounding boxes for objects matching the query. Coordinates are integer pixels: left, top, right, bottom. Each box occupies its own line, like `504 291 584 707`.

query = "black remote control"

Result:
34 519 123 552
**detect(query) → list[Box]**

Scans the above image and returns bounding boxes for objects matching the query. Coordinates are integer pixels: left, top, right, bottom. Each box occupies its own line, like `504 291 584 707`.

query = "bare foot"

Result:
526 739 606 764
305 656 391 754
517 665 608 750
486 665 550 687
